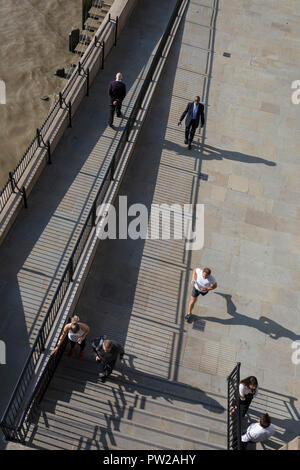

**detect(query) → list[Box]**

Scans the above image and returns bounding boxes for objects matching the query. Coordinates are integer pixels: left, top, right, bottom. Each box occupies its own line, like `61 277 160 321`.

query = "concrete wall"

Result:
0 0 138 248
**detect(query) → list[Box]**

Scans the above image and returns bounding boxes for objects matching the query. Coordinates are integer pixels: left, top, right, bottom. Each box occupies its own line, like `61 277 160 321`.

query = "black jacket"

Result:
180 102 205 128
108 80 126 104
93 337 124 367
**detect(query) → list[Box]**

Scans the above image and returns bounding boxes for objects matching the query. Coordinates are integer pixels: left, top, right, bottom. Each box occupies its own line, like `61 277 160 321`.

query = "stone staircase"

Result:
74 0 114 56
26 353 227 450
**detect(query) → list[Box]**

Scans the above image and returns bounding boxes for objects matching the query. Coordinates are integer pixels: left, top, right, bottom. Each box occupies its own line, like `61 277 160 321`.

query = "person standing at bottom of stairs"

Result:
92 336 124 383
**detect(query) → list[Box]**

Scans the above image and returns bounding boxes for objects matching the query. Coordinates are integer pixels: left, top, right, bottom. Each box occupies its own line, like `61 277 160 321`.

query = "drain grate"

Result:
193 318 206 331
223 52 231 57
199 173 208 181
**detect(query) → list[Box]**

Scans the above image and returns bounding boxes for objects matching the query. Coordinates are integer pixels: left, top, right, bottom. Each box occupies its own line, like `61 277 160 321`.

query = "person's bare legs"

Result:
185 296 197 322
188 296 197 314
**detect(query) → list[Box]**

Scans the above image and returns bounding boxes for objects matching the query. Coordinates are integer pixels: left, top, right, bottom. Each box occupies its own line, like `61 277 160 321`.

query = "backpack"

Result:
91 336 107 359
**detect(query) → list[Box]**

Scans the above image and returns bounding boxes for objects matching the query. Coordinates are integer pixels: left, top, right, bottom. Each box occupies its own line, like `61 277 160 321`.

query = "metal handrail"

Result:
0 0 186 443
227 362 242 450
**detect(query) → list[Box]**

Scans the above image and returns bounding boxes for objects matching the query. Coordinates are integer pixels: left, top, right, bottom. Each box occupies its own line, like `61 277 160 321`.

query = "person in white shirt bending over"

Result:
185 267 217 323
241 413 275 449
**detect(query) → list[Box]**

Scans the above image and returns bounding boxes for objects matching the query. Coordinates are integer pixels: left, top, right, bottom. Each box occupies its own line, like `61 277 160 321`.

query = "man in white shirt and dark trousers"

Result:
241 413 275 449
185 267 217 323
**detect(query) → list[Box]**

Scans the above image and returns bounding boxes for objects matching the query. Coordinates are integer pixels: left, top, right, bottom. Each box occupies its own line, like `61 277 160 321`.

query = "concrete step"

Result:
43 387 227 438
91 0 102 6
27 414 173 450
89 7 107 19
74 43 89 56
30 402 226 450
91 0 113 7
79 30 93 45
28 350 227 450
52 357 227 412
44 373 227 432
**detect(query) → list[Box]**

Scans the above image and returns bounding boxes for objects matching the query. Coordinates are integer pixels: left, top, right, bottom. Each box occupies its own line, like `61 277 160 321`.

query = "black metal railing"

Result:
0 0 186 443
227 362 242 450
1 325 70 444
0 14 115 219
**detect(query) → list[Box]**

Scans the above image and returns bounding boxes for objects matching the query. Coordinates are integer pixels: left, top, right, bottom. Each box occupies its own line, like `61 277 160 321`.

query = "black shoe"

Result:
101 376 106 383
116 113 122 118
184 139 188 145
109 123 115 129
185 313 193 323
188 143 192 150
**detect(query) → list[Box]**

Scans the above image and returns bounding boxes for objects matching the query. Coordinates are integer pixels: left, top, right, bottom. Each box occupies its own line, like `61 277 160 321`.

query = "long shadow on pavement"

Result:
192 292 300 342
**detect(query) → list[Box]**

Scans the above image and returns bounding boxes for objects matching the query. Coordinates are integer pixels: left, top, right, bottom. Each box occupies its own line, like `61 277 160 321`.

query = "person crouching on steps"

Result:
51 315 90 359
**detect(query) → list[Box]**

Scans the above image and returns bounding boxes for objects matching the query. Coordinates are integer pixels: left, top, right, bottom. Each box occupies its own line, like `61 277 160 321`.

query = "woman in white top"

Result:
51 315 90 359
239 376 258 417
185 267 217 323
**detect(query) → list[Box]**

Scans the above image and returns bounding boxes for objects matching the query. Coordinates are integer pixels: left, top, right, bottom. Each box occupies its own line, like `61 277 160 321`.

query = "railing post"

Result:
227 362 241 450
114 16 118 46
86 68 89 96
22 187 27 209
47 141 51 164
9 172 15 192
68 102 72 128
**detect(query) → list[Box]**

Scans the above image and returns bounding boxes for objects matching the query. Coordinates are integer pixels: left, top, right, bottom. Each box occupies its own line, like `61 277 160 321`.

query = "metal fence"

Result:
227 362 242 450
0 14 116 217
0 0 186 444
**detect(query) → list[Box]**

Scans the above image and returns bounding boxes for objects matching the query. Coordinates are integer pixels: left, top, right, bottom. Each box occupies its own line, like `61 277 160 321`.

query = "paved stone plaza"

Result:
0 0 177 416
1 0 300 449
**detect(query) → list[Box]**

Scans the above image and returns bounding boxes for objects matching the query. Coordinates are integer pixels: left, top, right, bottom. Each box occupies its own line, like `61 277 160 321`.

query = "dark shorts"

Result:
192 286 209 298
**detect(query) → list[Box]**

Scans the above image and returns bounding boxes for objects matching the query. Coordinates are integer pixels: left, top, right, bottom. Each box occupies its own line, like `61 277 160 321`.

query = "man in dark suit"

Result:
108 72 126 128
178 96 205 149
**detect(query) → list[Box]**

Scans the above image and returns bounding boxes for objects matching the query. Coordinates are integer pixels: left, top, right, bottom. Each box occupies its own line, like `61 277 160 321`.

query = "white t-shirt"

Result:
68 326 84 342
194 268 216 292
239 383 258 400
242 423 275 442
